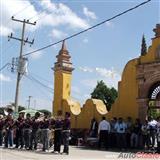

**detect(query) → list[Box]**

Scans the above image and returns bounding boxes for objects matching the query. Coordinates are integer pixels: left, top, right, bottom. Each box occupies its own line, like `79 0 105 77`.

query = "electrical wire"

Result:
26 74 54 93
29 72 53 84
23 0 152 57
13 1 36 17
27 1 54 21
24 75 53 101
0 63 10 72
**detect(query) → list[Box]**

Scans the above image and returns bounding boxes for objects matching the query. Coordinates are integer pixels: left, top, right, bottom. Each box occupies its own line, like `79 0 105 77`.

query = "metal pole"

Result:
14 21 26 112
28 96 32 109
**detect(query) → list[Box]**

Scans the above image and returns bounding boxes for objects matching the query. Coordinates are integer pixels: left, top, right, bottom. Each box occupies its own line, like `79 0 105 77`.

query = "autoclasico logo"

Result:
118 152 160 159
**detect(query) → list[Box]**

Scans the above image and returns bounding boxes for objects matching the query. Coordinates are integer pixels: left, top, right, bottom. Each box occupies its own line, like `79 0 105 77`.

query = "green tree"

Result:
18 106 26 112
91 80 118 111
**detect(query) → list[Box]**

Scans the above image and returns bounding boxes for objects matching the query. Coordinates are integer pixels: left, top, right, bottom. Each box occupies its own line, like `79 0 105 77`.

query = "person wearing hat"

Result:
62 112 71 155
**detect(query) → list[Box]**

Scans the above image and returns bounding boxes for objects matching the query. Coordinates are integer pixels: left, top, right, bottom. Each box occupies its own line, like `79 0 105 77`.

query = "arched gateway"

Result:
147 82 160 117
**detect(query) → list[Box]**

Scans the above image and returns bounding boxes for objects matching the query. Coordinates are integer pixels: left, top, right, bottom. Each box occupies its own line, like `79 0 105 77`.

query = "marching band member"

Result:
29 112 40 150
23 113 32 150
0 115 4 146
4 114 14 148
53 110 63 154
62 112 71 155
40 112 50 152
15 113 24 149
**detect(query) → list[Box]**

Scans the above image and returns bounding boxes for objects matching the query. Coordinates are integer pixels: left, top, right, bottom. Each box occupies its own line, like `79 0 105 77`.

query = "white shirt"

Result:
114 122 127 133
98 120 110 133
148 120 157 127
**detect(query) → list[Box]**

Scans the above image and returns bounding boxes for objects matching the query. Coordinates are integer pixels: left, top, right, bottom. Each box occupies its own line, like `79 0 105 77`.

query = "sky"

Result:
0 0 160 111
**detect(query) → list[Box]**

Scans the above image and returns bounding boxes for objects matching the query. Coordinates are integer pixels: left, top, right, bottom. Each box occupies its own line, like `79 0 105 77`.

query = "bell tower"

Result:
52 41 74 115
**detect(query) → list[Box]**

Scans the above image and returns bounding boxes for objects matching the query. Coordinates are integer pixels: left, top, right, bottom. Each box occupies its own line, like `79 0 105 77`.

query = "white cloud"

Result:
30 51 43 60
0 0 38 36
0 0 90 37
26 47 43 60
83 38 89 43
105 21 114 28
0 26 13 36
79 66 93 73
95 67 118 79
39 1 90 29
51 29 67 39
0 74 11 82
83 7 97 20
79 66 121 89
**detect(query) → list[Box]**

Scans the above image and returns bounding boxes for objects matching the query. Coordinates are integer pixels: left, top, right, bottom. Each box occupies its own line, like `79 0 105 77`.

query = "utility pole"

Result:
27 96 32 109
8 16 36 112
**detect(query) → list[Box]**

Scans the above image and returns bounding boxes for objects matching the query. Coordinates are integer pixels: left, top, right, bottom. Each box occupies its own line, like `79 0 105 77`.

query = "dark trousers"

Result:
0 130 3 146
54 130 62 152
24 129 31 149
116 133 126 149
142 134 150 149
157 142 160 153
63 131 70 154
98 130 109 149
42 129 49 151
149 131 156 147
109 132 116 148
4 129 13 147
15 129 24 148
126 133 131 148
30 130 38 150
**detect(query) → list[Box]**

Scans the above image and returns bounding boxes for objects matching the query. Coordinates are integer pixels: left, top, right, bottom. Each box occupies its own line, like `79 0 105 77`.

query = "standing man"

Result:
98 116 110 150
23 113 32 150
148 116 157 149
54 110 63 154
62 112 71 155
126 117 132 149
15 113 24 149
115 117 127 150
41 112 50 152
4 114 14 148
0 115 4 146
156 116 160 153
29 112 40 150
89 118 98 137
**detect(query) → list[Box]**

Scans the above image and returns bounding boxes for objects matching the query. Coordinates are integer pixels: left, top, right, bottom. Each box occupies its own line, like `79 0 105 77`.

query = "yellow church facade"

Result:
52 24 160 129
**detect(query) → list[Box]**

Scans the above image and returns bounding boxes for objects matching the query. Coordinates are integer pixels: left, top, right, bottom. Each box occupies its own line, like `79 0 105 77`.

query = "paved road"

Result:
0 147 158 160
0 147 119 160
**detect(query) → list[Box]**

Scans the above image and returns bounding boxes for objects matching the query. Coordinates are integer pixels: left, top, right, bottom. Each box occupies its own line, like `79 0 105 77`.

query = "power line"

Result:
24 75 53 101
13 1 36 17
23 0 152 57
3 1 36 27
0 63 10 72
27 2 54 21
26 74 54 93
29 72 53 84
